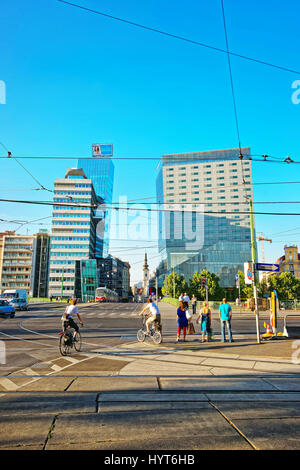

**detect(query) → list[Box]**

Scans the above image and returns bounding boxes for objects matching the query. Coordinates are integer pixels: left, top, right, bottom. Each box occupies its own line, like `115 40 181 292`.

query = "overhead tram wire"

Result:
0 154 299 163
0 143 53 193
57 0 300 76
2 197 300 214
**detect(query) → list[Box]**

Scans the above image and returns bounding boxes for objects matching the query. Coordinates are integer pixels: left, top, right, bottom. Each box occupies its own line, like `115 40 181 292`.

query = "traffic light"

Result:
202 277 206 286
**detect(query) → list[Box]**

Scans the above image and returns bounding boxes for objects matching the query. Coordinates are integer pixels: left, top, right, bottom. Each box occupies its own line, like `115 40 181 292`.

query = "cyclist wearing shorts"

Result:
61 298 83 338
139 298 161 335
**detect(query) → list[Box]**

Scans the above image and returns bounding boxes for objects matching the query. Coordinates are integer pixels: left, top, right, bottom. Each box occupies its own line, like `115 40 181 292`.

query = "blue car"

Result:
0 299 15 318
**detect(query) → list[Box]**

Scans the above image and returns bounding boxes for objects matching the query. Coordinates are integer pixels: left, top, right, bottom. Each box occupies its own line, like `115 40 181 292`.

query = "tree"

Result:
189 270 224 300
161 271 188 298
268 272 300 300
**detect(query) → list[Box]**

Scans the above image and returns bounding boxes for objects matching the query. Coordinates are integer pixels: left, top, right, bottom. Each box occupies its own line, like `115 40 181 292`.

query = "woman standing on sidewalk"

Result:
197 301 211 342
176 300 189 342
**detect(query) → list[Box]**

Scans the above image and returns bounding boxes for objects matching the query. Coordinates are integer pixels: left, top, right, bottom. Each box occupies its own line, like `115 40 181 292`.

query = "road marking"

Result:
0 377 18 391
50 364 62 371
87 313 97 317
22 368 39 376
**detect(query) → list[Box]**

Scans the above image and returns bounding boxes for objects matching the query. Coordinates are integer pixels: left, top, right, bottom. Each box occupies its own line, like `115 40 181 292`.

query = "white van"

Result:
1 289 27 302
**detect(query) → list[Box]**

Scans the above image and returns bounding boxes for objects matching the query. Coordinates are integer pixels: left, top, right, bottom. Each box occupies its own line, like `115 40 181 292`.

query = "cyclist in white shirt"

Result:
61 299 83 339
139 298 161 335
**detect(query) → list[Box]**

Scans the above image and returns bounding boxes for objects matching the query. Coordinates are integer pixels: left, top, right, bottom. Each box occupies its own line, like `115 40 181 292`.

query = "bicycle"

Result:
137 316 162 345
59 323 82 356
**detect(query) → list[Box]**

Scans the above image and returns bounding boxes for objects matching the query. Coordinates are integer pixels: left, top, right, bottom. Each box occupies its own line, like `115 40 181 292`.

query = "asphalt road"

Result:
1 302 299 374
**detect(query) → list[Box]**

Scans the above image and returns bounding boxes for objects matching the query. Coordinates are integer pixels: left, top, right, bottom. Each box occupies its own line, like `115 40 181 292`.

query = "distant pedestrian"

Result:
179 293 184 302
219 298 234 343
191 295 197 315
183 292 190 308
197 301 211 342
176 300 188 342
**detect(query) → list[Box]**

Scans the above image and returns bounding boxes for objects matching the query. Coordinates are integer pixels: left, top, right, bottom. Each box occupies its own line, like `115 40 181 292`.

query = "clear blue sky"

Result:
0 0 300 283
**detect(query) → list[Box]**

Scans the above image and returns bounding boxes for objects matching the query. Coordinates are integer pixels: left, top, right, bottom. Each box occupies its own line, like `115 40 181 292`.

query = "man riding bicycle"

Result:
61 298 83 339
139 298 161 335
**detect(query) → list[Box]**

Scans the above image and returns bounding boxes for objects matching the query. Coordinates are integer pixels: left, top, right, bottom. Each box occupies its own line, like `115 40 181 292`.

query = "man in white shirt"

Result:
61 298 83 338
139 298 161 334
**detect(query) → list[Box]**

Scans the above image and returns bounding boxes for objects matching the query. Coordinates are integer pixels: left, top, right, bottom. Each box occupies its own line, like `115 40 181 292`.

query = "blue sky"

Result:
0 0 300 283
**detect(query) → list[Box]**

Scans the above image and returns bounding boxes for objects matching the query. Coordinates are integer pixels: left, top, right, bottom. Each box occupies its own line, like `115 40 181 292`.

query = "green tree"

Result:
161 271 188 298
189 270 224 301
268 272 300 300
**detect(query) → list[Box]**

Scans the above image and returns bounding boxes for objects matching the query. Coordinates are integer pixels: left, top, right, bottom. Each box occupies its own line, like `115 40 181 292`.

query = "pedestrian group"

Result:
176 293 234 343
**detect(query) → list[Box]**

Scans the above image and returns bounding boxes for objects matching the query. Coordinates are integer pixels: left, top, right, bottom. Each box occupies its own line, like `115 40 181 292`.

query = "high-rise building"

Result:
156 147 254 288
78 147 114 258
0 231 50 296
48 168 100 298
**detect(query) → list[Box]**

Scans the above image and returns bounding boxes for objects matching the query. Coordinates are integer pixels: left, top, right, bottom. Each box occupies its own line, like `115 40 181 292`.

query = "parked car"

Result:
0 299 15 318
9 298 28 311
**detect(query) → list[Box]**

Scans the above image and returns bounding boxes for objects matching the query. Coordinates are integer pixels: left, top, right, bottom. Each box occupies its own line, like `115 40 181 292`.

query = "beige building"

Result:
275 245 300 279
0 231 50 296
0 234 35 294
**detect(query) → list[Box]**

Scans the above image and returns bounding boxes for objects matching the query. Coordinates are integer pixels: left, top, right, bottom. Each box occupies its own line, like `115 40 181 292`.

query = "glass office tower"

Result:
156 147 254 288
78 154 114 258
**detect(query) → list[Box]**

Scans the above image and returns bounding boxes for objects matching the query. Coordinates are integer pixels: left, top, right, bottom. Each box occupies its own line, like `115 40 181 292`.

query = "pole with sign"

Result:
249 198 260 343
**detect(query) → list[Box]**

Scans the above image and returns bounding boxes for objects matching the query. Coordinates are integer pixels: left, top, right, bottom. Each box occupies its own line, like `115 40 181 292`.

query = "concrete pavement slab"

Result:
46 435 252 450
46 408 240 449
19 376 75 392
98 392 208 402
154 353 206 365
98 401 212 413
67 376 159 392
0 413 54 449
209 367 276 376
0 392 97 415
206 393 300 401
211 401 300 419
201 357 256 369
231 418 300 450
254 362 300 374
119 359 213 376
160 377 277 391
263 378 300 391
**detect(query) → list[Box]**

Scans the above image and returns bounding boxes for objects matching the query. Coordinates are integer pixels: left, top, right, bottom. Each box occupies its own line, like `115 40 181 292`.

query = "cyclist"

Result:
61 298 83 339
139 298 161 335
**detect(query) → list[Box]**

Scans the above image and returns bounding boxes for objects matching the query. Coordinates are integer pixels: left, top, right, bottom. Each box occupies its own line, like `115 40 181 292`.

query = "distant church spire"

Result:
143 252 149 270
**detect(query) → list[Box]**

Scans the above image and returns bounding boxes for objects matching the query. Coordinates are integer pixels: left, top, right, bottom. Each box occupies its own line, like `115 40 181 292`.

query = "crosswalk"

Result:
86 311 138 318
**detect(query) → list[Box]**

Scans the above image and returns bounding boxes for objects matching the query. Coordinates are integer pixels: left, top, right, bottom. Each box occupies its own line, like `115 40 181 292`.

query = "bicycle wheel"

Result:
137 329 146 342
59 334 71 356
74 331 82 352
152 331 162 345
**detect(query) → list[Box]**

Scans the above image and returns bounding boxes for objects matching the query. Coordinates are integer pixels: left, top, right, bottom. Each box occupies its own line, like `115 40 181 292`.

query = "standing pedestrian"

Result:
197 301 211 342
219 298 234 343
179 293 184 302
191 294 197 315
183 292 190 309
176 300 188 342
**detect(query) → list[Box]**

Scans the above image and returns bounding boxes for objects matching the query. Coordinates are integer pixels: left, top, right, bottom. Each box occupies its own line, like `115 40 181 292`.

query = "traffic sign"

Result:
256 263 279 272
244 262 253 284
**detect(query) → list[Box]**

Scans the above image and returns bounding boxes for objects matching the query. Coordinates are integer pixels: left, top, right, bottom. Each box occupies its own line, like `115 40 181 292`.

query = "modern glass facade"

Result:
78 156 114 258
156 147 255 288
75 259 98 302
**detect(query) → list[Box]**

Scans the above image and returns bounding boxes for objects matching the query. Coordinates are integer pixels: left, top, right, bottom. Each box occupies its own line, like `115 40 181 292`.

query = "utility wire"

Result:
57 0 300 76
0 143 53 193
